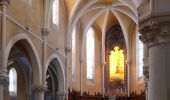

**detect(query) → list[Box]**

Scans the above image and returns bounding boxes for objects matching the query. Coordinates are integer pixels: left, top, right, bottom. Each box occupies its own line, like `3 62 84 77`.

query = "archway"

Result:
105 25 127 96
6 33 41 100
45 54 65 100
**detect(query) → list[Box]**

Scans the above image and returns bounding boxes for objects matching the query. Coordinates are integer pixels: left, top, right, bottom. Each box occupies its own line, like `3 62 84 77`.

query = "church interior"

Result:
0 0 170 100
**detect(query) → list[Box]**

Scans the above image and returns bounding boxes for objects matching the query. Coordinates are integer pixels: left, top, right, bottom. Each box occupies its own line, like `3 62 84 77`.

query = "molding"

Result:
32 85 47 93
46 53 65 92
6 33 42 84
139 12 170 26
4 14 65 57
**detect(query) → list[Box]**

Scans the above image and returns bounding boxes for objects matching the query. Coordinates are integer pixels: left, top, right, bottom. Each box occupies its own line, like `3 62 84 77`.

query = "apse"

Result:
105 25 127 96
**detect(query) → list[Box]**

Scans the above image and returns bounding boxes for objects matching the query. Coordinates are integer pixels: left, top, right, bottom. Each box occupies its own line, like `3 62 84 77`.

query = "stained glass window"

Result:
72 27 76 81
53 0 59 25
9 68 17 96
86 27 95 80
136 32 144 78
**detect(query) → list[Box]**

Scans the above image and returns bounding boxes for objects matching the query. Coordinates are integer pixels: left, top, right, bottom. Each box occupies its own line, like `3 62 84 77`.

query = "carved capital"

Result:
139 21 170 46
33 85 47 93
65 47 71 54
41 28 50 37
0 74 9 88
0 0 10 5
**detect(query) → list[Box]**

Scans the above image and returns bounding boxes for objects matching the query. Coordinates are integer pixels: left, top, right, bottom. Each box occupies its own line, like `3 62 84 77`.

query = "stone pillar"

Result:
33 85 47 100
139 21 170 100
65 47 71 100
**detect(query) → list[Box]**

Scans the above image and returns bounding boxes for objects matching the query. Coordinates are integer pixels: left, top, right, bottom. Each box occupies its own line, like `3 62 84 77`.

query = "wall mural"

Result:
105 25 127 96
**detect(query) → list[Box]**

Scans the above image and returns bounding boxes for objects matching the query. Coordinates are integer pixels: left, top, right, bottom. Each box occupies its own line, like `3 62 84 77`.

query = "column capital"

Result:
65 47 71 54
41 28 50 37
32 85 47 93
139 21 170 46
0 74 9 87
0 0 10 5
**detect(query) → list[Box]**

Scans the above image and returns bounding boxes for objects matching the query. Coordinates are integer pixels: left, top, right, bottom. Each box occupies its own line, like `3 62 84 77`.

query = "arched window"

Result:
136 32 144 78
72 27 76 81
9 68 17 96
86 27 95 80
53 0 59 25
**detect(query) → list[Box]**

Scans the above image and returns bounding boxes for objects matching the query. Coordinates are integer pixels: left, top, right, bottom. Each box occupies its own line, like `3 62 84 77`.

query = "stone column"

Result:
139 21 170 100
65 47 71 100
33 85 47 100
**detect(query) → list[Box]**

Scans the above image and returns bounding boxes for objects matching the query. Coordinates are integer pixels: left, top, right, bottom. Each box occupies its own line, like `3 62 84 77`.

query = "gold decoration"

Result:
109 46 124 85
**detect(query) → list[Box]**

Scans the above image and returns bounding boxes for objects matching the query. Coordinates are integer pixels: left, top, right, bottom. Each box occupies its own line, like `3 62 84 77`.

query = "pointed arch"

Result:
6 33 42 84
46 53 65 92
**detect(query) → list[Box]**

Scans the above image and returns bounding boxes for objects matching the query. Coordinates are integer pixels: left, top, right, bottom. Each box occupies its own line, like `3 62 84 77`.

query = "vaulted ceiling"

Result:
63 0 139 48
